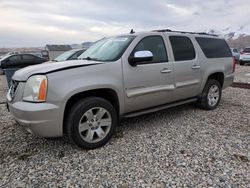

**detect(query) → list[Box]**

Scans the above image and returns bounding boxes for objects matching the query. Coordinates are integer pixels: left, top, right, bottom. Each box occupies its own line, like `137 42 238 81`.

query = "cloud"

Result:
0 0 249 47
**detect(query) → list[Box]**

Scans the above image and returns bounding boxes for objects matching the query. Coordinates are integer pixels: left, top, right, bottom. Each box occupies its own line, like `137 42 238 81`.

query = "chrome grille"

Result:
9 80 19 100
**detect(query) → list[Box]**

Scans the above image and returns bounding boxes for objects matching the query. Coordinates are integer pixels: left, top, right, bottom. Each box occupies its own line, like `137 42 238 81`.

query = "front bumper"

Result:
7 100 63 137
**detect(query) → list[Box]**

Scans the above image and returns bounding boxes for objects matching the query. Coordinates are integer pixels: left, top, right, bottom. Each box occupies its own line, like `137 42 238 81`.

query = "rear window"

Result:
169 36 196 61
196 37 232 58
243 48 250 53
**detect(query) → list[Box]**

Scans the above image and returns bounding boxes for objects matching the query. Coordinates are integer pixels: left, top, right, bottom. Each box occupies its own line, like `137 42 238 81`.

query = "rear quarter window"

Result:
196 37 232 58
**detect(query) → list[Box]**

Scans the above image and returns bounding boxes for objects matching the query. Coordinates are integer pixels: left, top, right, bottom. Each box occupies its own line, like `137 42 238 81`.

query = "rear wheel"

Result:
197 79 222 110
66 97 117 149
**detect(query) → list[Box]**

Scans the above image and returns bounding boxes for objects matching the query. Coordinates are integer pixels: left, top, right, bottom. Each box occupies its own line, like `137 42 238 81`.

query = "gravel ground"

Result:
234 64 250 83
0 74 250 187
0 75 8 103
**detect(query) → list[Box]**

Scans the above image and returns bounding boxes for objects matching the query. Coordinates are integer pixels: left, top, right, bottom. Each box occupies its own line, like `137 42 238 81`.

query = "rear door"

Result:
122 34 174 113
169 35 201 101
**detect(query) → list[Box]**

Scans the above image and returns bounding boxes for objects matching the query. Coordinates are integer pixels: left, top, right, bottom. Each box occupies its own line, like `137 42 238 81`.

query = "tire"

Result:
197 79 222 110
240 61 245 66
66 97 117 149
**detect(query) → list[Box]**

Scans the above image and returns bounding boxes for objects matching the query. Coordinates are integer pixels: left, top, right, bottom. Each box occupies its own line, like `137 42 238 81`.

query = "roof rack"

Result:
152 29 218 37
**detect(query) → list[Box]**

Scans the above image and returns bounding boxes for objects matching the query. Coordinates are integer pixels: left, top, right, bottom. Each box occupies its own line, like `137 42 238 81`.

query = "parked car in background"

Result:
239 47 250 65
7 30 234 149
51 49 86 62
231 48 240 61
1 53 47 87
1 53 47 69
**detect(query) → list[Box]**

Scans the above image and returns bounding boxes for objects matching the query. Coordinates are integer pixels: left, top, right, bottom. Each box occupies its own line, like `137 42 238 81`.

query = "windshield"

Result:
54 50 77 62
78 36 135 62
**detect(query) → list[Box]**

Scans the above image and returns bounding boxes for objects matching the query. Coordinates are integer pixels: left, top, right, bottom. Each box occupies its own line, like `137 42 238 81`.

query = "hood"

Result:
12 60 102 81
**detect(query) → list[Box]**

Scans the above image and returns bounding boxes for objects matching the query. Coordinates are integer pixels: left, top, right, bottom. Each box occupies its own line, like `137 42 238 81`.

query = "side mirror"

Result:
129 50 153 66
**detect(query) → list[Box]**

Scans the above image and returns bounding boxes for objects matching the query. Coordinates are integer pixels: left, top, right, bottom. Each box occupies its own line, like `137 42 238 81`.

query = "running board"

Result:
123 98 197 118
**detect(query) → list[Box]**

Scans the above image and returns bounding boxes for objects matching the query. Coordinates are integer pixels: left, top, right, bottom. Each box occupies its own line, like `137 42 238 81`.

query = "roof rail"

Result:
152 29 172 32
152 29 218 37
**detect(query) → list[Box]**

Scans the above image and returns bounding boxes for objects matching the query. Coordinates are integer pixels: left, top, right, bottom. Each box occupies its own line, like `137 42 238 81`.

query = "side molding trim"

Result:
175 79 200 88
126 85 175 98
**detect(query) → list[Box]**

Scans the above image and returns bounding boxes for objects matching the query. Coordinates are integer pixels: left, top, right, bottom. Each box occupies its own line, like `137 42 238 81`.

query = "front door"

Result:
122 34 174 113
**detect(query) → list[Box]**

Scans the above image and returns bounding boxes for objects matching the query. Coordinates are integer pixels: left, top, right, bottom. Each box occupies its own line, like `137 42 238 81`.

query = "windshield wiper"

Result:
81 57 100 61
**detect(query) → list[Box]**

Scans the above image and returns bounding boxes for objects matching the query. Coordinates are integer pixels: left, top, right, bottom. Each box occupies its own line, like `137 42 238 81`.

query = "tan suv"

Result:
7 29 235 149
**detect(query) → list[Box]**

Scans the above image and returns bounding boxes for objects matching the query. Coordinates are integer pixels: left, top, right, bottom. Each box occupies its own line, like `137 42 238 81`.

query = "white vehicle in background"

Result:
231 48 240 61
240 47 250 65
4 51 20 57
0 51 20 61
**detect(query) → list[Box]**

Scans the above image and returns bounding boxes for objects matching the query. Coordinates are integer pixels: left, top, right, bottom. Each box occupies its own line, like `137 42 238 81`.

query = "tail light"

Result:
232 57 236 73
240 51 245 55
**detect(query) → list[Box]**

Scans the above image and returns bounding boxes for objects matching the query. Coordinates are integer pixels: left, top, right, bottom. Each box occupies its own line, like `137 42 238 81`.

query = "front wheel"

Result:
197 79 222 110
66 97 117 149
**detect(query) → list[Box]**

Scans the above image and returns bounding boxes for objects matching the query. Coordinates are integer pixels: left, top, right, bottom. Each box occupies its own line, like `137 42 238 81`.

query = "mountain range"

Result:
206 26 250 49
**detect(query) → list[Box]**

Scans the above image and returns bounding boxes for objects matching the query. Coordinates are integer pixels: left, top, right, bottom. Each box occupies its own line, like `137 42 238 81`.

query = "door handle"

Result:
161 68 172 73
192 65 200 69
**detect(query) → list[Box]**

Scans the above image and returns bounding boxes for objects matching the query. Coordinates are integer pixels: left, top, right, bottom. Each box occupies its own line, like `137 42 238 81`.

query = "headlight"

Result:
23 75 47 102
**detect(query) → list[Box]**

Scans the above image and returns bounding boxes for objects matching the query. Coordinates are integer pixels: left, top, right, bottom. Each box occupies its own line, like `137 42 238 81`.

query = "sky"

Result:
0 0 250 47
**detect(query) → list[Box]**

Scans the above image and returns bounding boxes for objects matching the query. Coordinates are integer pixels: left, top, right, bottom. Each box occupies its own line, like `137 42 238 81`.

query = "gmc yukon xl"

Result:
7 30 235 149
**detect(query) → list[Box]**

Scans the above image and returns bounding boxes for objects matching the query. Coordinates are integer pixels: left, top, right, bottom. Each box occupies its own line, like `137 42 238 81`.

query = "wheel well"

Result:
63 89 119 134
207 72 224 87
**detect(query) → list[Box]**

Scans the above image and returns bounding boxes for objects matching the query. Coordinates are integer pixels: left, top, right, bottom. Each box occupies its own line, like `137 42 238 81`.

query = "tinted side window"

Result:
169 36 196 61
22 55 36 60
8 55 21 61
196 37 232 58
132 36 168 63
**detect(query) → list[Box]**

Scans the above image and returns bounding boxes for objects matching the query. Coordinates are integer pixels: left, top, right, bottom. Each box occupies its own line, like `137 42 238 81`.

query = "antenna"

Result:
130 29 135 34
